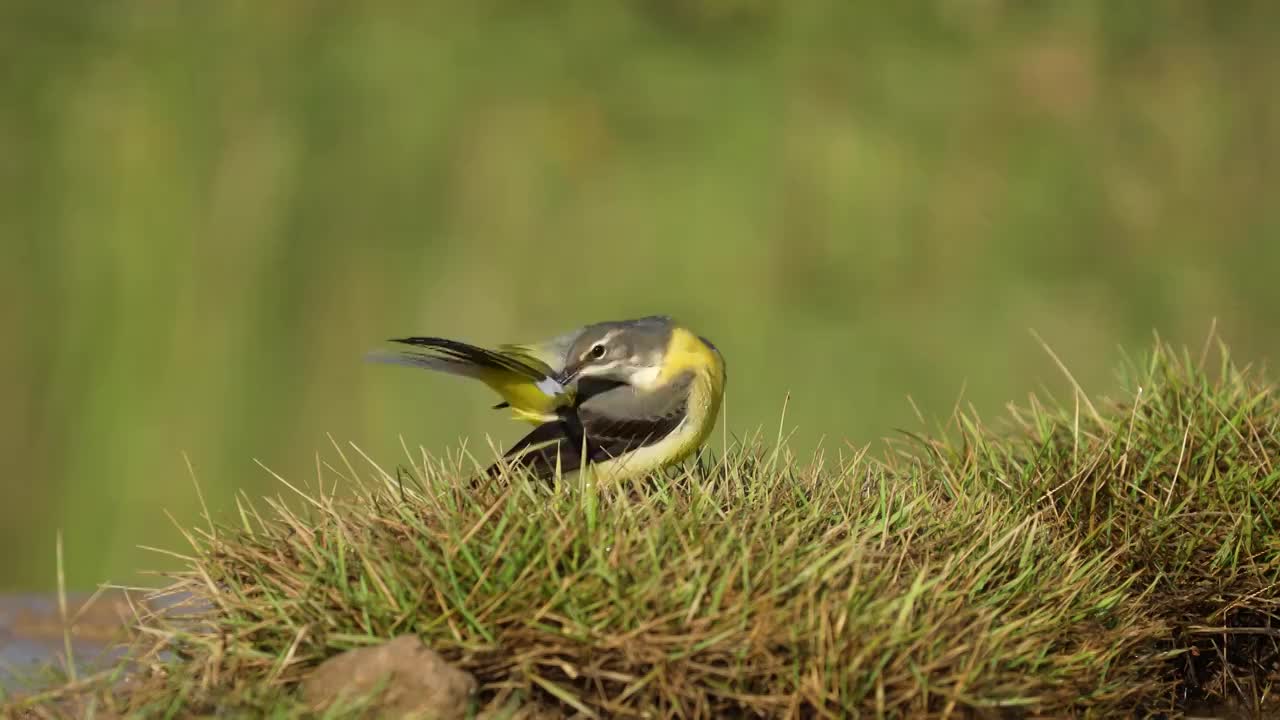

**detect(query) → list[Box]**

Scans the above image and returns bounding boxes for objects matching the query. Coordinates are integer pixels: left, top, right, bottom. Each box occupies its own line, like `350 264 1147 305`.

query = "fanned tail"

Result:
387 337 551 379
368 336 570 424
364 348 487 378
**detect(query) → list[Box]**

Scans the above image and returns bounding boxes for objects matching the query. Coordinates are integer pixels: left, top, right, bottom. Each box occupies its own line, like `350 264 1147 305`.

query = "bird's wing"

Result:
484 414 587 481
576 373 692 459
487 372 693 481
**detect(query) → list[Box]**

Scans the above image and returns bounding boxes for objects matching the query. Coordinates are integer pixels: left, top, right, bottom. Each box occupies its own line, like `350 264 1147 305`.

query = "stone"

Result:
302 635 477 719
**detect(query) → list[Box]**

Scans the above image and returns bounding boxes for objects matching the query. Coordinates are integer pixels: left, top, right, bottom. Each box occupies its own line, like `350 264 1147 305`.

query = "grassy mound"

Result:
13 337 1280 717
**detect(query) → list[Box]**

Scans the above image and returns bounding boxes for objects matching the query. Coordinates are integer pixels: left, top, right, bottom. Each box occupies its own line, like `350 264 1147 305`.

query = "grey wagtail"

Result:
370 315 726 483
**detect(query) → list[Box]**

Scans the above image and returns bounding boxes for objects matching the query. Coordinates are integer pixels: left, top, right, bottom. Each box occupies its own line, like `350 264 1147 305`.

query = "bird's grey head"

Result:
557 315 674 388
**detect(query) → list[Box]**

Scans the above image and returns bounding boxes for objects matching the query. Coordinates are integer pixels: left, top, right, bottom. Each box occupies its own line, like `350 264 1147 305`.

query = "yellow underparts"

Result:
478 370 567 424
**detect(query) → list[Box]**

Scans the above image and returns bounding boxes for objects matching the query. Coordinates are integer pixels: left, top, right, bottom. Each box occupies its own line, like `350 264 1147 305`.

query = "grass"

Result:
8 334 1280 718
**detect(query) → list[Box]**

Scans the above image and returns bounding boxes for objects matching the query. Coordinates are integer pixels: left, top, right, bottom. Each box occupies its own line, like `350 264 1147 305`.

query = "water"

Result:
0 590 155 694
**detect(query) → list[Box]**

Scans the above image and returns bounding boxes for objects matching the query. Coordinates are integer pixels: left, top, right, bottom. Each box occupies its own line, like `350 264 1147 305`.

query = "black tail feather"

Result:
389 337 545 380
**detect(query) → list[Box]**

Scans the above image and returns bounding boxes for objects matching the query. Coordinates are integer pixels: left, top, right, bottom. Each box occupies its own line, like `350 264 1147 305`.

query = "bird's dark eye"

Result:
589 344 606 360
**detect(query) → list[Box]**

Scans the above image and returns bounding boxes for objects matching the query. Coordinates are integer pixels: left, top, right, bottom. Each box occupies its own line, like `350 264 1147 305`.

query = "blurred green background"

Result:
2 1 1277 592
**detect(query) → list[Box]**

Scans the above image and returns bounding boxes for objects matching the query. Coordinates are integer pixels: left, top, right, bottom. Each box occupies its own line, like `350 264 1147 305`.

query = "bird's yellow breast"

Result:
660 327 726 446
659 327 724 388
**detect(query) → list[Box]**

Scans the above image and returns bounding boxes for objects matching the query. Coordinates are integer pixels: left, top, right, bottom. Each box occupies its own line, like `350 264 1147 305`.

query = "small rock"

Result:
302 635 476 719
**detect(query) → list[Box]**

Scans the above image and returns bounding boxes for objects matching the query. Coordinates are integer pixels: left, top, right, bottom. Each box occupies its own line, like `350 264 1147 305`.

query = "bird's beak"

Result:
556 362 583 387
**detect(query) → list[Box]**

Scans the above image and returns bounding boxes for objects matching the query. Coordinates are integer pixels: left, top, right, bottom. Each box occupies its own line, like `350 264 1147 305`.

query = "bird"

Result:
369 315 727 484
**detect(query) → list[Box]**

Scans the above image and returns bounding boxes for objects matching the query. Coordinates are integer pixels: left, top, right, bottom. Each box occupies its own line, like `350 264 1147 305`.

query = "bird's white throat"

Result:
627 364 661 390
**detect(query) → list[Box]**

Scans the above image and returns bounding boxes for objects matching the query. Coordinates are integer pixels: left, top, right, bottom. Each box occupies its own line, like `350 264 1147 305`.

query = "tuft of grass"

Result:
9 336 1280 718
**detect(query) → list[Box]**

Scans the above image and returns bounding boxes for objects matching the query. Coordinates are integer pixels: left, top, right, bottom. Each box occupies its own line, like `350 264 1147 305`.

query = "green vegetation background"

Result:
2 1 1277 591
